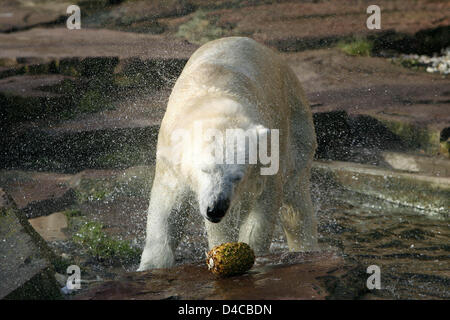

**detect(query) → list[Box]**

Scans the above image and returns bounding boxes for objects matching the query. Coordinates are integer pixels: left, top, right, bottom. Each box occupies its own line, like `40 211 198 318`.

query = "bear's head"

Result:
189 123 271 223
195 162 246 223
162 97 276 223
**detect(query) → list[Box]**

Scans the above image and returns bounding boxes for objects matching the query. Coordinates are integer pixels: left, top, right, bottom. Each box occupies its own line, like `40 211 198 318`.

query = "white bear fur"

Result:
138 37 317 271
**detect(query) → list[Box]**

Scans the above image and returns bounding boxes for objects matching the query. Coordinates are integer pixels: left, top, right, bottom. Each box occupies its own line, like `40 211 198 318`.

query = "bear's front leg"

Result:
280 175 318 252
138 168 186 271
239 181 279 255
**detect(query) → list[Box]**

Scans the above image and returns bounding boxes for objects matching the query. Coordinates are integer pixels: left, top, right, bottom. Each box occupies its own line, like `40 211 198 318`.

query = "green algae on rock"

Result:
72 220 141 265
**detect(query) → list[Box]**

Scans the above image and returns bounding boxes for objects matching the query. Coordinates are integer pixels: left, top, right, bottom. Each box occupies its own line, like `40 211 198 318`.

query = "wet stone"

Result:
74 251 366 300
0 170 76 218
0 188 62 300
312 161 450 215
28 212 69 242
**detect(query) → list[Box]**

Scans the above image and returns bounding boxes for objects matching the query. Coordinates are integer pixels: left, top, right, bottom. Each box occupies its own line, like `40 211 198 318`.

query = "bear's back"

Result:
159 37 315 178
181 37 281 85
167 38 291 125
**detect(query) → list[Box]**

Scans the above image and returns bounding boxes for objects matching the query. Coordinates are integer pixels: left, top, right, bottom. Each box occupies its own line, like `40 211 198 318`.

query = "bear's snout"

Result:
206 198 230 223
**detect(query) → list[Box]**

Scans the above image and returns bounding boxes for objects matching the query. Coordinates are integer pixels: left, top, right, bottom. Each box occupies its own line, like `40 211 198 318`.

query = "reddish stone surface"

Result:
74 251 364 300
285 49 450 135
0 171 75 218
0 0 68 32
0 28 197 60
213 0 449 44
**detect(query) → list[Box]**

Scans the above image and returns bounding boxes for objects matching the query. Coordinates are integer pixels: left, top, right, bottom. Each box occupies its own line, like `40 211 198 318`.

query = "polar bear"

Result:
138 37 317 271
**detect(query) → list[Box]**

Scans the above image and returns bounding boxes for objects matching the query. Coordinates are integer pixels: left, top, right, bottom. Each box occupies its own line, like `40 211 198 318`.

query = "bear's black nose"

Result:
206 198 230 223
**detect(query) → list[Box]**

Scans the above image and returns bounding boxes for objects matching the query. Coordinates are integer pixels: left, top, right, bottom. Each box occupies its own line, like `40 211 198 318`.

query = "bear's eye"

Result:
231 175 242 183
201 167 214 174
